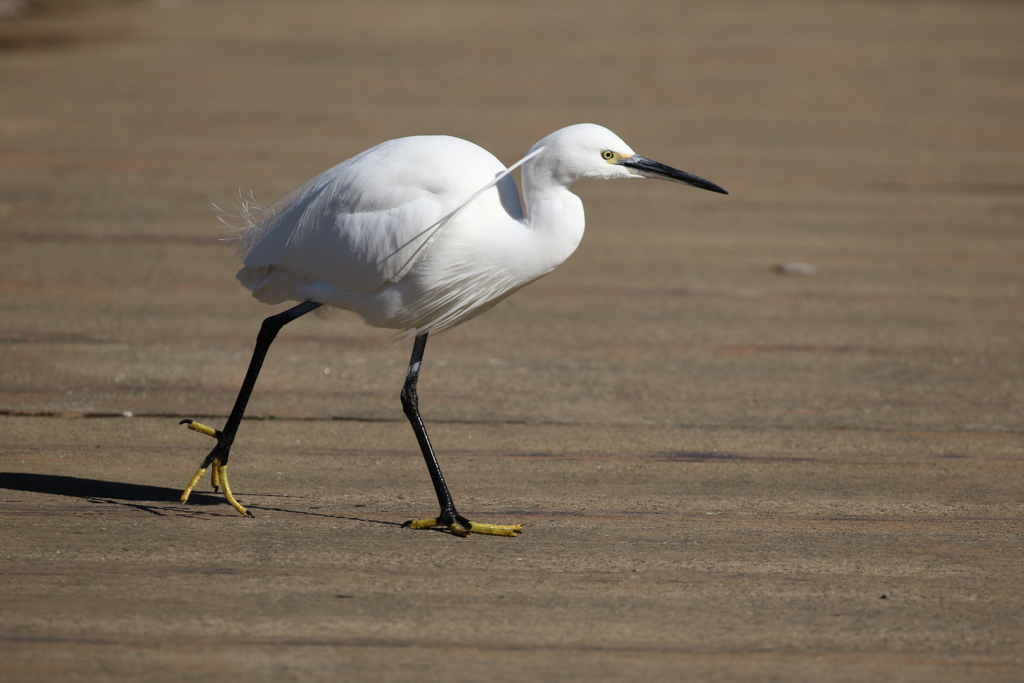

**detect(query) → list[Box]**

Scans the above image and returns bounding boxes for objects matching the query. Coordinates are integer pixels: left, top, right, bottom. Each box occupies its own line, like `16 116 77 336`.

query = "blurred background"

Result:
2 2 1023 680
1 0 1021 431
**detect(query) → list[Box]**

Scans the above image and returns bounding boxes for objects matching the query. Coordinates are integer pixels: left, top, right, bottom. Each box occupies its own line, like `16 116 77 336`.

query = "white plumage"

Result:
232 123 718 335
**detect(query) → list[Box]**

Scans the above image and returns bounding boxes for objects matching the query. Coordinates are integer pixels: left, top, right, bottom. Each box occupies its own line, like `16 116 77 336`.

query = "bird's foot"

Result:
402 512 522 537
179 419 252 517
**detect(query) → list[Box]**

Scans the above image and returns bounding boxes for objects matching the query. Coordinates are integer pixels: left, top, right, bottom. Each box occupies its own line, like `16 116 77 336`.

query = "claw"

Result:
180 419 220 439
402 517 440 530
402 517 521 537
179 464 208 504
465 521 522 537
214 460 252 517
179 420 251 517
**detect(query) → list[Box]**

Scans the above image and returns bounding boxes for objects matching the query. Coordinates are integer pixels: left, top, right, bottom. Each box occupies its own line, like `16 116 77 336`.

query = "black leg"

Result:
399 333 469 529
180 299 322 514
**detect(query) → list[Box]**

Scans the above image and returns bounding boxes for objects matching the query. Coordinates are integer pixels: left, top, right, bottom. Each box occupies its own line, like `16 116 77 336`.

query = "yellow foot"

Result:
179 420 252 517
403 517 522 537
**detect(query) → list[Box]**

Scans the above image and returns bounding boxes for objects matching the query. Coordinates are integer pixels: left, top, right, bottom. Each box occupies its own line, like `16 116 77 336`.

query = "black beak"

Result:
619 155 728 195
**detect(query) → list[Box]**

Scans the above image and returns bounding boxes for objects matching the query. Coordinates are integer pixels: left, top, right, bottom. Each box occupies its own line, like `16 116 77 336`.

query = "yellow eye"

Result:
601 150 615 161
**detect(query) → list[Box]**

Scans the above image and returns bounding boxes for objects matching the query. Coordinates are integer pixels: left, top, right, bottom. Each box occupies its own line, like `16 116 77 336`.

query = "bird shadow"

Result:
0 471 230 516
0 471 403 528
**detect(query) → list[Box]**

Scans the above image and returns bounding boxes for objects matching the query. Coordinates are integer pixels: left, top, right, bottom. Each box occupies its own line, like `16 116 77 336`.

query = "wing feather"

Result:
237 135 512 295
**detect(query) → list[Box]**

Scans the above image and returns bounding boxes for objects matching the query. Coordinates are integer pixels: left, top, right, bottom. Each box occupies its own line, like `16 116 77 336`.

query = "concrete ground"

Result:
1 1 1022 681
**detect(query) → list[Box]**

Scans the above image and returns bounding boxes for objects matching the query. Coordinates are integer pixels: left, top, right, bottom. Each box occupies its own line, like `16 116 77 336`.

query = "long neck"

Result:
520 161 586 275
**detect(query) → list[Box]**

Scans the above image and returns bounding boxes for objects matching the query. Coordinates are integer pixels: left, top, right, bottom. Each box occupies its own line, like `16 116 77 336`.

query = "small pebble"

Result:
774 262 819 276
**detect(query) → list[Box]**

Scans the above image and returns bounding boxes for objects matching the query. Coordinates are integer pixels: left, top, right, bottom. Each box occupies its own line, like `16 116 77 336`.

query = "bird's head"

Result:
527 123 727 194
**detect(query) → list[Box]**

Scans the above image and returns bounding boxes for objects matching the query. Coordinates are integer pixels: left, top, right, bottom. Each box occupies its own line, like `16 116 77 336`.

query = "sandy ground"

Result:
1 1 1022 681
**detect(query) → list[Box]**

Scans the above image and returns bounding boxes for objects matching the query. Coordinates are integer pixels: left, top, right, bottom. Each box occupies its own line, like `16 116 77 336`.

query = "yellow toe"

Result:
180 465 207 504
183 420 220 439
179 458 251 517
404 517 440 530
403 517 521 537
466 521 522 537
212 461 251 517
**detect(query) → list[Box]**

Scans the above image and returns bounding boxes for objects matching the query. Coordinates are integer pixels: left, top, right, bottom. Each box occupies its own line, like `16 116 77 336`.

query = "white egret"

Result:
179 123 727 537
